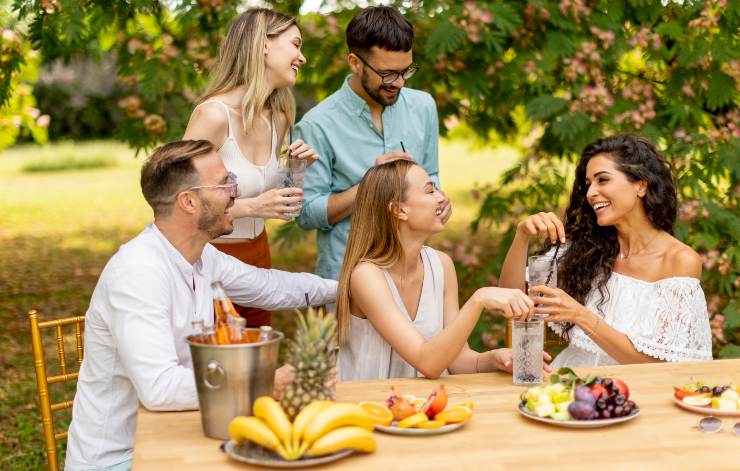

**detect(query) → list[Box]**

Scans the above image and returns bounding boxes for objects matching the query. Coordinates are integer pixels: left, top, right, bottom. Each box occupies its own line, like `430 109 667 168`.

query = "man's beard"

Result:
197 197 233 239
361 71 400 107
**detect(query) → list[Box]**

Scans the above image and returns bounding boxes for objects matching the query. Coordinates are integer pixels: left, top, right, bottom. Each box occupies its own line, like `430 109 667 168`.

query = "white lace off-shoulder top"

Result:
550 271 713 367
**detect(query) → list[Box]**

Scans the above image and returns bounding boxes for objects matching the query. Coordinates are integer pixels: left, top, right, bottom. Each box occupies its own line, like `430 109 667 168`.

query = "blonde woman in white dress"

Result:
336 159 552 381
499 134 712 367
184 8 318 327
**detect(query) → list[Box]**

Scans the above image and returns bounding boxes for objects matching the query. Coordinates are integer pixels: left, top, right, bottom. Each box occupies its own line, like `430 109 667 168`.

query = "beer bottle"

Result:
228 316 246 343
258 325 273 342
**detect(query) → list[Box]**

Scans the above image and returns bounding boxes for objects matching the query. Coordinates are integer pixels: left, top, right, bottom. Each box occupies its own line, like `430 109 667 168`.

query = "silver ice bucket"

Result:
186 328 284 440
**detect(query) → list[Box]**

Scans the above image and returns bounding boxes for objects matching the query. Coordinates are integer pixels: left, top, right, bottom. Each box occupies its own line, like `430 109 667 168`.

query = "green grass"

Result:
21 153 117 173
0 139 517 469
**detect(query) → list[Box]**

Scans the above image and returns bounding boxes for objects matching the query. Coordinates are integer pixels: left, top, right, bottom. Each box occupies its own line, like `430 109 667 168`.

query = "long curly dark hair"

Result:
558 134 677 335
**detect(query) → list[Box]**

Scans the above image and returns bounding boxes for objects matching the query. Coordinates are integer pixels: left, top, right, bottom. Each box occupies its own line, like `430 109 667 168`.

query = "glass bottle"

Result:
211 281 238 344
191 319 205 343
258 325 273 342
228 316 246 343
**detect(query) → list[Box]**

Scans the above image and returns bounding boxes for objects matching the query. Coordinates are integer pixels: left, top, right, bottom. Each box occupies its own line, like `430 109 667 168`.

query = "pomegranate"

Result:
386 387 417 420
421 384 448 419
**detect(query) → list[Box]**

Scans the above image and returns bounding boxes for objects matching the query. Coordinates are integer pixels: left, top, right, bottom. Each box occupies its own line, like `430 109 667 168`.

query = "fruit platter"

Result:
225 396 376 467
673 382 740 417
359 385 474 436
518 368 640 428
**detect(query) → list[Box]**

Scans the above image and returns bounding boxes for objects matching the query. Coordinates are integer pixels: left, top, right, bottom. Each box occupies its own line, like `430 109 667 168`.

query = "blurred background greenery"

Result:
1 0 738 468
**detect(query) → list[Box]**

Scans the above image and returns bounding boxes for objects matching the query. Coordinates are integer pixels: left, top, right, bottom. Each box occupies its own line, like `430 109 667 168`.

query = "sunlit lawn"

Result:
0 139 518 468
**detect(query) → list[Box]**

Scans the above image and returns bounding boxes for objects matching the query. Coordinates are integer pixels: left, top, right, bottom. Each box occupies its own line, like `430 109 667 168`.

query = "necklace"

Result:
618 232 661 261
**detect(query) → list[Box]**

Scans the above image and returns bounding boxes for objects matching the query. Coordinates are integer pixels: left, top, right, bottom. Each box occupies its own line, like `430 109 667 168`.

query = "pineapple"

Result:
279 306 337 420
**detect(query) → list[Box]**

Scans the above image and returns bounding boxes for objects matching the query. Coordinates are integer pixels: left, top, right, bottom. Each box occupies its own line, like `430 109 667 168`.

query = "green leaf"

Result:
722 301 740 330
525 95 568 121
552 112 591 141
545 31 574 57
424 21 465 56
706 72 735 110
655 21 683 39
718 344 740 359
488 3 522 34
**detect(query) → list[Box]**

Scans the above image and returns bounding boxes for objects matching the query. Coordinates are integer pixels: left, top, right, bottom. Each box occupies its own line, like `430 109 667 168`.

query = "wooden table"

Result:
133 359 740 470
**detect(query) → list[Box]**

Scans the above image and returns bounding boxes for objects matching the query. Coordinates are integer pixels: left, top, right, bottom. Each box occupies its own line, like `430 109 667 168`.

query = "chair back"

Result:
28 309 85 471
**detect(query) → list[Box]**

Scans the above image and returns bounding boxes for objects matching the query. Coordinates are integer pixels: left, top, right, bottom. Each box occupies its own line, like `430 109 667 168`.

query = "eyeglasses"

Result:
183 172 238 198
354 54 418 85
697 416 740 435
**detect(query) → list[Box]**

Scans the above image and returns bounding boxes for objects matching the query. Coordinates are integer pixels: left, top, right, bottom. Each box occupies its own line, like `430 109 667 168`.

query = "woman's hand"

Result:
529 285 591 324
473 287 535 320
288 139 319 166
516 212 566 244
487 348 553 374
250 187 304 220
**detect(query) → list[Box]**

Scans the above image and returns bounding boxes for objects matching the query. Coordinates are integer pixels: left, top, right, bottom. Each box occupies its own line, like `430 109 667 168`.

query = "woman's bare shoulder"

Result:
183 101 229 144
664 238 702 279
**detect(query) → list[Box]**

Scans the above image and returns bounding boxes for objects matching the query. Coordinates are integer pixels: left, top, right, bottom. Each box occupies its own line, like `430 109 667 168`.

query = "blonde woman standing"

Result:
184 8 318 326
336 160 551 381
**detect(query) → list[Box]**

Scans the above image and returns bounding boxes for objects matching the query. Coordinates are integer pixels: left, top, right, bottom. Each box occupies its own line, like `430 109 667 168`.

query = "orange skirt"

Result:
212 229 272 327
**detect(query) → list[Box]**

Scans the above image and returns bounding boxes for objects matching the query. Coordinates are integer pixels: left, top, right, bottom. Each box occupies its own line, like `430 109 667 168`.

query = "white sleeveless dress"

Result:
195 100 281 240
338 247 447 381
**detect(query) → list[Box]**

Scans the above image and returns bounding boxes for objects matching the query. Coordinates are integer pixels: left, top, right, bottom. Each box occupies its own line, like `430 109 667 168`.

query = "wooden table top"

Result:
133 359 740 470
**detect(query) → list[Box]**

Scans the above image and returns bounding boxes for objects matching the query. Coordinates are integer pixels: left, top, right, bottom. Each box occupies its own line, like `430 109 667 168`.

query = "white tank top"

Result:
196 100 280 239
338 247 447 381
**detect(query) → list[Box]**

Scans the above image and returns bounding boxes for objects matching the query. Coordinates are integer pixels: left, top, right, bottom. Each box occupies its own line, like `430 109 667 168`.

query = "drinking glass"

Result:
512 319 544 386
277 154 307 218
528 254 557 319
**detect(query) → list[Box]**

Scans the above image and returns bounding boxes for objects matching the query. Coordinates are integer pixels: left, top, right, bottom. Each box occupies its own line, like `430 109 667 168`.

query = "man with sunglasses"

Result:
65 140 337 471
296 6 452 281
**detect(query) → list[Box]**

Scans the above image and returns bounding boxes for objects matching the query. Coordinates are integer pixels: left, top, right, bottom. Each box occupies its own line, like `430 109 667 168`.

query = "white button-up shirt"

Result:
65 224 337 470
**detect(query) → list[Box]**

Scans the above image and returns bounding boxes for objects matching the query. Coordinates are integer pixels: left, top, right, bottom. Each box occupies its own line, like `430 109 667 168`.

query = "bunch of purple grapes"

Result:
568 377 636 420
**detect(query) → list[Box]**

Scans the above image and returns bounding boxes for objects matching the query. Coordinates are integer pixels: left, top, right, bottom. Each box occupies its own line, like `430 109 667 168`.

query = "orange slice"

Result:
434 405 472 423
417 420 445 429
451 401 474 411
359 401 393 426
396 412 429 428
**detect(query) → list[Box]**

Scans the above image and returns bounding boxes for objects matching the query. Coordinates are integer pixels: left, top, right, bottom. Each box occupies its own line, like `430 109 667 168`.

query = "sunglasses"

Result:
182 171 239 198
697 416 740 435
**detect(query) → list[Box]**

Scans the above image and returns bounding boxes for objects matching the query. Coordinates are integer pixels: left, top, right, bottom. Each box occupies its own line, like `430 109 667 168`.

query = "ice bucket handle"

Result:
203 360 226 390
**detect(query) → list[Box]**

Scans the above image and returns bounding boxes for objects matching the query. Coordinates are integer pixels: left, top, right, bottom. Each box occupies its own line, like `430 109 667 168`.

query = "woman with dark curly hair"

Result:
499 134 712 367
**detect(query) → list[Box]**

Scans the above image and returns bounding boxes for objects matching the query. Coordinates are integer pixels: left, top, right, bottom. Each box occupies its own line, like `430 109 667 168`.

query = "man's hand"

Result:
272 365 338 400
375 151 413 166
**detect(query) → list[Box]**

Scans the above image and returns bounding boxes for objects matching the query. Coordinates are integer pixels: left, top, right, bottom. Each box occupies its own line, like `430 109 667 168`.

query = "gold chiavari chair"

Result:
28 309 85 471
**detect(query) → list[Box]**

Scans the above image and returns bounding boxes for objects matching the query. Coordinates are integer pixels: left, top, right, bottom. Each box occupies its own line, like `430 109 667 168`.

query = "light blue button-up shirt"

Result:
296 76 440 280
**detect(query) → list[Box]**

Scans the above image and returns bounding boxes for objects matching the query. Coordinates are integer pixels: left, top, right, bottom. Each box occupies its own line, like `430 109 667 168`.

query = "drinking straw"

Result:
400 141 406 152
544 240 561 286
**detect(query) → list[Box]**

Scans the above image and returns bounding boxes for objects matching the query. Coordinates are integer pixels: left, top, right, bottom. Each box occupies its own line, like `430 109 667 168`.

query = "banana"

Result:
302 402 374 446
291 400 334 453
305 426 376 457
252 396 293 450
228 416 280 451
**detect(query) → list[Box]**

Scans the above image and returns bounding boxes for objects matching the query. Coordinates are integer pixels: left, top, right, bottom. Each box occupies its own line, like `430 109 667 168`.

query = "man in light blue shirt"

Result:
296 6 451 280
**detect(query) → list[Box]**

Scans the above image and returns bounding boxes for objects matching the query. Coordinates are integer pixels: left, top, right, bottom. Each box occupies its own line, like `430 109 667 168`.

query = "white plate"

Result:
224 440 353 468
517 403 640 428
374 420 466 436
672 396 740 417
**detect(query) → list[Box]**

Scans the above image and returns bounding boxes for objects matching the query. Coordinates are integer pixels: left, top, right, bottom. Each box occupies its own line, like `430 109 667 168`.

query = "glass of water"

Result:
277 155 307 218
512 319 544 386
528 255 557 319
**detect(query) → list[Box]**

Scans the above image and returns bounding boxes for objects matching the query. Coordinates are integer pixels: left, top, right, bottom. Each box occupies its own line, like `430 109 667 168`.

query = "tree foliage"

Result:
5 0 739 355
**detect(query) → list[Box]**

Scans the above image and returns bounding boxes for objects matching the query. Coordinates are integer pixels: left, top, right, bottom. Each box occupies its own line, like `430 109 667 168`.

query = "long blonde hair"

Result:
336 159 417 345
198 8 297 133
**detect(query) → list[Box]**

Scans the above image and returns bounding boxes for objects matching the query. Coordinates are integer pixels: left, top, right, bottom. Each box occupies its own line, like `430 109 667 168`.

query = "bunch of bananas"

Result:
229 397 376 460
